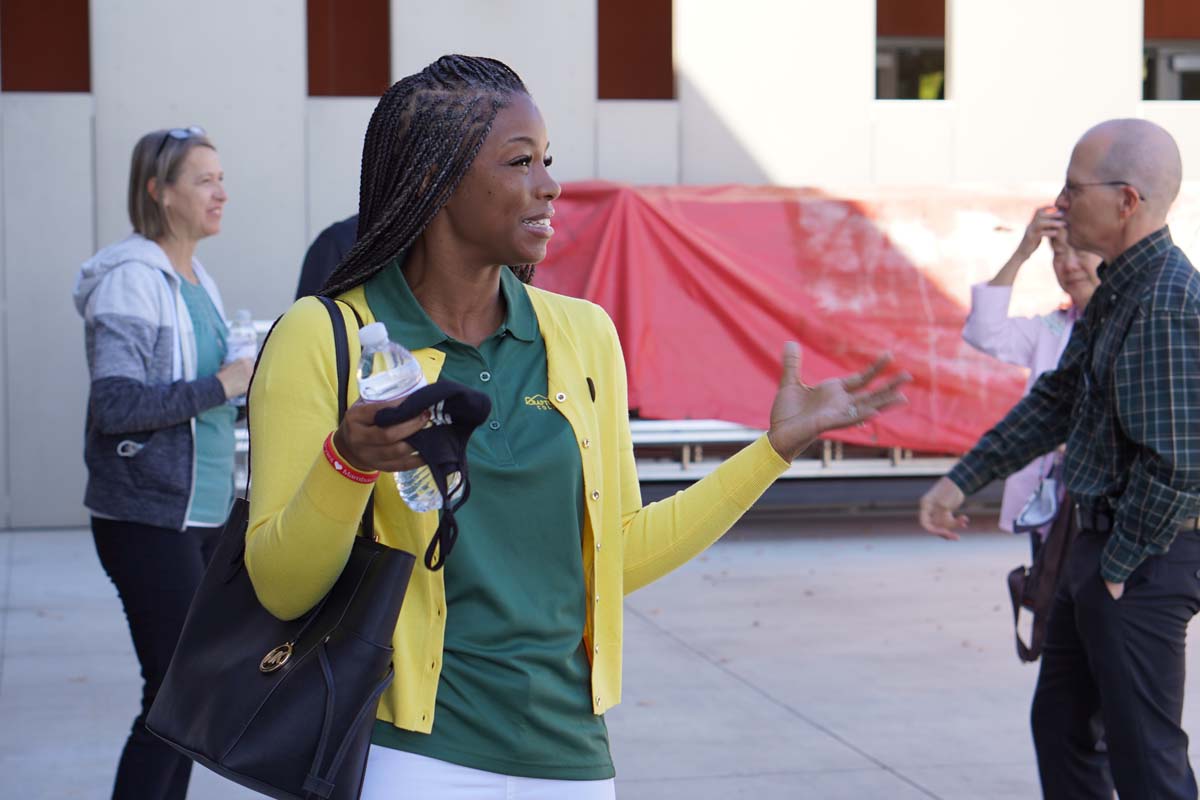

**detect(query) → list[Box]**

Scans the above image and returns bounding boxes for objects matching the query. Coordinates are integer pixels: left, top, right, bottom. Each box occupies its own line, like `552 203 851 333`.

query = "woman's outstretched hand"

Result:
766 343 910 462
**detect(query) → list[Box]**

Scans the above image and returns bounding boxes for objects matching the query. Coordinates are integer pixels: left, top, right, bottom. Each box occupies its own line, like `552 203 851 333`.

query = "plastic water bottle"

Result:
225 309 257 407
356 322 444 512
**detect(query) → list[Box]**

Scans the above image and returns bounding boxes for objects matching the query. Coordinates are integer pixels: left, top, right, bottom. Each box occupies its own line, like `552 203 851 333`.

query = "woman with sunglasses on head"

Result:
71 126 253 800
246 55 908 799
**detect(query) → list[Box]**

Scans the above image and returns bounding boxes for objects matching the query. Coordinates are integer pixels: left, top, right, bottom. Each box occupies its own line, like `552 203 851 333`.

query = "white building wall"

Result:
90 0 308 319
389 0 597 183
306 97 376 246
1138 102 1200 185
596 101 680 185
7 1 1200 527
676 0 876 186
944 0 1143 186
0 92 8 528
870 102 956 184
1 94 95 527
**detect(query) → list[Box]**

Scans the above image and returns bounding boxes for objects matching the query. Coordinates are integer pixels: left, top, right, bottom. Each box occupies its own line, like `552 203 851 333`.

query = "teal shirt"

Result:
366 263 613 780
179 280 236 526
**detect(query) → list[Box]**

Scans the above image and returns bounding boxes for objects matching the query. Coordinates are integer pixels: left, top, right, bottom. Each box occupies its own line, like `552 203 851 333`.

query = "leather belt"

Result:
1073 503 1200 533
1073 504 1113 533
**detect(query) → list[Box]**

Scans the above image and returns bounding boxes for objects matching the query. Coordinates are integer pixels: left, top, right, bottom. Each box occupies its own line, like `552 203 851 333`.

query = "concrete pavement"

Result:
4 512 1199 799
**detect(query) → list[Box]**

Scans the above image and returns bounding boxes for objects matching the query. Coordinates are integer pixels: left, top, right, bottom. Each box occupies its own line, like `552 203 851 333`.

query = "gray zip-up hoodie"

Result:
73 234 229 530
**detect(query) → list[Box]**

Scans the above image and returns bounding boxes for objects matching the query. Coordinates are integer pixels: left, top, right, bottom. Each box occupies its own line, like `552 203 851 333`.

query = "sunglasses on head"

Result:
154 126 206 160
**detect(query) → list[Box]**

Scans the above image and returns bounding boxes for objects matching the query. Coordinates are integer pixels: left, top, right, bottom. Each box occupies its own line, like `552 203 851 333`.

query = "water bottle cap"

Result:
234 309 252 324
359 322 389 348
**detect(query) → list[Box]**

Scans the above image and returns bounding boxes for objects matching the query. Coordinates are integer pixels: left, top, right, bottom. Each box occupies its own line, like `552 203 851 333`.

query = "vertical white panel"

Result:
1138 103 1200 186
91 0 307 322
0 91 8 528
596 101 680 184
389 0 597 182
305 97 376 244
676 0 875 186
947 0 1143 184
870 101 955 184
1 94 95 528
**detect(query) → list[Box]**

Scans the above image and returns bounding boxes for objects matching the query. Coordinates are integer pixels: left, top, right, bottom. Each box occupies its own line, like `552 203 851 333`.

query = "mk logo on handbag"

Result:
259 642 294 673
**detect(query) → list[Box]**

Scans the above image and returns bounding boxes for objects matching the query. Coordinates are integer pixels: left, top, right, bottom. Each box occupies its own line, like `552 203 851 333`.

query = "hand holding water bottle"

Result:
332 401 431 475
332 322 449 512
216 358 254 400
224 309 258 406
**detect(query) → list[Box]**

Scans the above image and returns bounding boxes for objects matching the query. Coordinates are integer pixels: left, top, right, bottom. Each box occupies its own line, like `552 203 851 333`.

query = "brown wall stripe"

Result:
1146 0 1200 40
308 0 390 97
877 0 944 39
598 0 673 100
1 0 90 92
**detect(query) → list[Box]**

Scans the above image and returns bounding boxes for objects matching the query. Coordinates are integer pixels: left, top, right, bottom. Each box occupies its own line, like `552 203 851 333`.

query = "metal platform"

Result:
235 418 959 488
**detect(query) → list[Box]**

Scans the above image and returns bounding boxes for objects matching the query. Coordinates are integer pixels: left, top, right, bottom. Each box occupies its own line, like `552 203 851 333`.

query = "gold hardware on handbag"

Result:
259 643 293 673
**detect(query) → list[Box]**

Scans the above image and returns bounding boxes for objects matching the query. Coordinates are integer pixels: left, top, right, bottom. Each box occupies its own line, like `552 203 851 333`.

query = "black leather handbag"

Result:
146 296 417 800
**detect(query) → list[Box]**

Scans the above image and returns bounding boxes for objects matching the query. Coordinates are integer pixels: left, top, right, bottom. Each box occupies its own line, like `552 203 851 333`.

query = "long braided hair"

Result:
321 55 535 297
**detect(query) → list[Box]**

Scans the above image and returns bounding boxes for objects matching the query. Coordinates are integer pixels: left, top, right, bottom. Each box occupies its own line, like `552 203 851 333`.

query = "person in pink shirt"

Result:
962 207 1101 553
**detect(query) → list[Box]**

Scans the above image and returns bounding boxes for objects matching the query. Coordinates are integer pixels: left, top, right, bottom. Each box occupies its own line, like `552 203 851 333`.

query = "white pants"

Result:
360 746 617 800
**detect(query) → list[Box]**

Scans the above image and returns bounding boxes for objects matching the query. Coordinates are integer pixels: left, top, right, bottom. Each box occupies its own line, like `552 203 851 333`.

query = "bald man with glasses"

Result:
921 119 1200 800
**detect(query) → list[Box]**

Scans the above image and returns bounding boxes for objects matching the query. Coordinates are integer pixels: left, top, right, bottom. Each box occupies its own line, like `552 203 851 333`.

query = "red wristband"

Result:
323 433 379 485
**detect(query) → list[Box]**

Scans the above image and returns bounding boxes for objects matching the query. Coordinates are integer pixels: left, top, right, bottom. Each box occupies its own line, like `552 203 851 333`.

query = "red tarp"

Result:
534 182 1055 455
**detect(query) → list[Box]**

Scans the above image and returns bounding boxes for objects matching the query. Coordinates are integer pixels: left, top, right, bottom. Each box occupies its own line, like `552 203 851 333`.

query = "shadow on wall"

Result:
675 74 771 186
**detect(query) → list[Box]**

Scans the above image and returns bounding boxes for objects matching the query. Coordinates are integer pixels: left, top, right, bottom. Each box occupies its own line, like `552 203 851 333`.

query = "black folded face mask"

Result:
373 380 492 570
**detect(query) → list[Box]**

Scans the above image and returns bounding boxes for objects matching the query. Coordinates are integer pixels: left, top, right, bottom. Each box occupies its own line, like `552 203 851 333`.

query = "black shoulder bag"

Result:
1006 490 1079 662
146 296 417 800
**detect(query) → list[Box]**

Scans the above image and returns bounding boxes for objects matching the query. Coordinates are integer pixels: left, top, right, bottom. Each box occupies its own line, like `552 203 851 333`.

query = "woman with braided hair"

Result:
246 54 908 798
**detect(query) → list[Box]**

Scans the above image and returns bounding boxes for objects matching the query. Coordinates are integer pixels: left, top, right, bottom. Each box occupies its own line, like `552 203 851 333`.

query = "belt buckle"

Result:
1073 503 1110 533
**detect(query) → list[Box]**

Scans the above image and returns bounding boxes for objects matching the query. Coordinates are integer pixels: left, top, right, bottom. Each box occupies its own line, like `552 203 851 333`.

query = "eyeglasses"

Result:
153 126 206 160
1061 179 1146 202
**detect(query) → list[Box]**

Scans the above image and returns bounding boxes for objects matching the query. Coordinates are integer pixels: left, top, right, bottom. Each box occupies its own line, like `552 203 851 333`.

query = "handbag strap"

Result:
1006 566 1038 662
242 298 373 539
315 296 375 541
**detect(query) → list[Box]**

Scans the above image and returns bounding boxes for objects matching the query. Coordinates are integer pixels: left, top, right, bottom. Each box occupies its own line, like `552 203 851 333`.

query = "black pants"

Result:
1031 527 1200 799
92 517 219 800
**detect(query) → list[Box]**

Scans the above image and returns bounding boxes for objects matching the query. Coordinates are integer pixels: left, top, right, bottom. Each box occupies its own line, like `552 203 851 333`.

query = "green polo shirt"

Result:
366 262 613 780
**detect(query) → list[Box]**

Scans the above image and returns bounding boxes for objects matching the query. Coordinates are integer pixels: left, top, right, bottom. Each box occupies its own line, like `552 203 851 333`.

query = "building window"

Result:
1145 0 1200 100
1145 44 1200 100
598 0 673 100
876 0 945 100
307 0 390 97
0 0 90 92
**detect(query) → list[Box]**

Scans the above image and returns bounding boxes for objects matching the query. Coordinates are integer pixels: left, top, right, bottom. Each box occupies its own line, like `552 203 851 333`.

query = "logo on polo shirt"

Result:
524 394 553 411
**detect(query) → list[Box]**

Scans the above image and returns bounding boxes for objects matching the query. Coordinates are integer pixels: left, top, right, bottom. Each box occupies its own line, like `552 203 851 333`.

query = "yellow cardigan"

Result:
245 284 789 733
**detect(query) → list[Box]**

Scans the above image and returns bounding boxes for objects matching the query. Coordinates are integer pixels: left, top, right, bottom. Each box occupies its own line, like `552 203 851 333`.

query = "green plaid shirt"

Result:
949 227 1200 582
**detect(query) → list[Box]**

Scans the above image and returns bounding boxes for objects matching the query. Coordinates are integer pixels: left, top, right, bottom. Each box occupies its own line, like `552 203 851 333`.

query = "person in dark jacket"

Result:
295 214 357 298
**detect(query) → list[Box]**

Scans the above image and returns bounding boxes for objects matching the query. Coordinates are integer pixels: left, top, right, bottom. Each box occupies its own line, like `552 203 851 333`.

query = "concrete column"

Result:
305 97 376 243
946 0 1143 184
91 0 308 319
0 88 7 528
596 101 680 184
1 94 95 527
1139 102 1200 185
676 0 875 186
